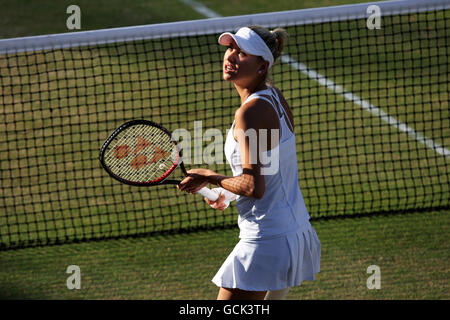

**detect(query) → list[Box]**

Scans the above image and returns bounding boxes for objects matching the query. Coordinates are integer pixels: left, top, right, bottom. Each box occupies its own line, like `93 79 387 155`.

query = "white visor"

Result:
218 27 274 69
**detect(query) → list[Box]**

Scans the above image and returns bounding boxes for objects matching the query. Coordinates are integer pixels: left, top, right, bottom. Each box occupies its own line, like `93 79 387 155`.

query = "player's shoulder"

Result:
234 98 279 132
235 95 275 121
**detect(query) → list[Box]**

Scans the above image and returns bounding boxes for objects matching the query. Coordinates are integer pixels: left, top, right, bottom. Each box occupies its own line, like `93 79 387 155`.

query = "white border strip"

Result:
0 0 449 53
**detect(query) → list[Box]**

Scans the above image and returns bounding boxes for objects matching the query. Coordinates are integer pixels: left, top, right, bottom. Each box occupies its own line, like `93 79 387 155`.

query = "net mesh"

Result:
0 2 449 249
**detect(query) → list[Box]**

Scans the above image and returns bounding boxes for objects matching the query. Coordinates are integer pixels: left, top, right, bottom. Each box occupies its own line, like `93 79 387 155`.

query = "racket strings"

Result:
104 124 177 183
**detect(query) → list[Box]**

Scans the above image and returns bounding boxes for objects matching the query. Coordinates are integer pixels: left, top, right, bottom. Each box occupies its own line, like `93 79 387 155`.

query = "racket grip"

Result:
196 187 219 201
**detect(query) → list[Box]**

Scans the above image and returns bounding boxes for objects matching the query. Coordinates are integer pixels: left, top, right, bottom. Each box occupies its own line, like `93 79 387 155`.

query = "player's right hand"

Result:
205 192 227 211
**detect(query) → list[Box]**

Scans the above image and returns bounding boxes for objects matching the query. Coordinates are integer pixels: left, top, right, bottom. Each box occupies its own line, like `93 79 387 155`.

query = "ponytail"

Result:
270 28 289 60
248 26 289 62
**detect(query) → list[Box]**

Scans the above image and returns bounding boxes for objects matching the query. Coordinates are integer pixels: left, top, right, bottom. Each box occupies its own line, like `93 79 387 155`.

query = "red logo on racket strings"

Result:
130 146 168 170
150 146 169 163
114 145 130 159
130 154 148 169
134 136 152 154
117 136 170 170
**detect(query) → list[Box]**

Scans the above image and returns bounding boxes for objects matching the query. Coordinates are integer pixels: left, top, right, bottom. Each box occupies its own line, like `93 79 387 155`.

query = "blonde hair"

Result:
248 25 289 83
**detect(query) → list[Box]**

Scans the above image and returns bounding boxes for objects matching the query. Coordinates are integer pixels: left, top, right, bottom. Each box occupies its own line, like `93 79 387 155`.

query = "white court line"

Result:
180 0 221 18
180 0 450 158
281 55 450 158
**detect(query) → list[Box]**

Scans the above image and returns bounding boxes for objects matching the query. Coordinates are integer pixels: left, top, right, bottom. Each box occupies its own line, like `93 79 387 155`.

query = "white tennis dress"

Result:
211 86 321 291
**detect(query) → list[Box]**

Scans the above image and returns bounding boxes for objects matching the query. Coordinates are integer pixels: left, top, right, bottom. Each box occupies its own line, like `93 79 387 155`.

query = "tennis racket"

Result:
99 119 219 201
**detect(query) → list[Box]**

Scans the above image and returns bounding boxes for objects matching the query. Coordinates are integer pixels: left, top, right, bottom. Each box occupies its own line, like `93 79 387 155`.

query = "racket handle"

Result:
196 187 219 201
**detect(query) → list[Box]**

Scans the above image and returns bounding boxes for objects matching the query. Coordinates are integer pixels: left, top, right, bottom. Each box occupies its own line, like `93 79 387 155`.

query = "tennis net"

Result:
1 0 449 249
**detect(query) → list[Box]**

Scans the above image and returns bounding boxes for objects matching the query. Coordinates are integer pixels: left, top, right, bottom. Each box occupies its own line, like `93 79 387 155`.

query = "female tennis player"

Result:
178 26 321 300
